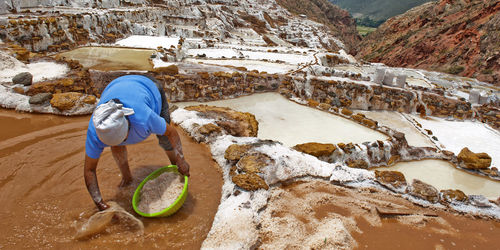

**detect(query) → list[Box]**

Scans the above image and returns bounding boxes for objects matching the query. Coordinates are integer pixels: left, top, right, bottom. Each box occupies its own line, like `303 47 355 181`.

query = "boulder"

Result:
293 142 336 157
12 72 33 86
232 173 268 191
29 93 53 104
198 123 222 136
224 144 252 161
468 195 492 208
346 159 369 169
82 95 97 104
440 189 468 204
185 105 258 137
341 108 353 116
457 147 491 169
236 153 272 174
375 170 407 189
407 179 440 203
154 64 179 75
50 92 83 111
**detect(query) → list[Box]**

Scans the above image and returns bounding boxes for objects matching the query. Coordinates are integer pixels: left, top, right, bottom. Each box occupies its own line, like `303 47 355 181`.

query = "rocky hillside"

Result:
0 0 359 55
276 0 361 53
357 0 500 85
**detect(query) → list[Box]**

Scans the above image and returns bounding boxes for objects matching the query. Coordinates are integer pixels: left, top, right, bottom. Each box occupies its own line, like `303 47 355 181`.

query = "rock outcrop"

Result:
457 147 492 170
0 0 357 54
185 105 258 137
357 0 500 85
407 179 440 203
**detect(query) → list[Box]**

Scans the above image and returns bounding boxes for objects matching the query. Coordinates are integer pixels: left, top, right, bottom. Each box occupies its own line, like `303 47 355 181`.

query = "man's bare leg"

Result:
111 145 132 187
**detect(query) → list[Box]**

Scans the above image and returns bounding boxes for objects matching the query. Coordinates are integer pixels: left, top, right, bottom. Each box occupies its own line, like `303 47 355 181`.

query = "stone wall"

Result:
85 69 499 129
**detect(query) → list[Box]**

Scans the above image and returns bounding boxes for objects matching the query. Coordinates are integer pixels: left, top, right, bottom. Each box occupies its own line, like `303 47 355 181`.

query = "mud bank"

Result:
0 109 222 249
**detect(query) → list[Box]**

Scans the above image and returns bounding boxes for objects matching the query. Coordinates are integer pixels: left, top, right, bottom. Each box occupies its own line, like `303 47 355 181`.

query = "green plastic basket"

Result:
132 165 188 217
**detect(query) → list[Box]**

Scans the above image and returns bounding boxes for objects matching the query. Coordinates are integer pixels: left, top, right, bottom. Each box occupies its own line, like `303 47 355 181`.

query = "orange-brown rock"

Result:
387 155 400 165
185 105 258 137
351 114 364 123
362 118 377 128
225 144 252 161
82 95 97 104
346 159 369 169
375 170 407 189
408 179 440 203
440 189 468 204
457 147 492 169
13 86 24 94
50 92 83 111
198 123 222 136
293 142 337 157
357 0 500 85
232 173 268 191
318 103 331 111
341 108 353 116
307 99 319 107
237 153 272 174
154 64 179 75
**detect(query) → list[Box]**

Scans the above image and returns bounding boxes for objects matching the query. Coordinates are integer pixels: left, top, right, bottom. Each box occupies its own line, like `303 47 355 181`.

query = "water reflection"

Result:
377 160 499 199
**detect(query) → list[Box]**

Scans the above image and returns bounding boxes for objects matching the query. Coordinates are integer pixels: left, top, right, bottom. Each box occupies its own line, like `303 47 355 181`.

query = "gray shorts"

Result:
146 75 173 151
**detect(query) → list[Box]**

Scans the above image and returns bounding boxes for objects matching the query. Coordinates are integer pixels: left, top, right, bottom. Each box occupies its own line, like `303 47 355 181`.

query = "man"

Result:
84 74 190 211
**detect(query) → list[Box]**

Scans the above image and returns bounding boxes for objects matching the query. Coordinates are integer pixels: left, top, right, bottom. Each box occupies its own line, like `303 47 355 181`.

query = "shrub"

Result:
446 65 465 75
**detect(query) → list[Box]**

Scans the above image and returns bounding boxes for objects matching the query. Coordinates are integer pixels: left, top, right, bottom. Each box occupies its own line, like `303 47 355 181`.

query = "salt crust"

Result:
137 172 185 214
411 115 500 168
169 108 500 249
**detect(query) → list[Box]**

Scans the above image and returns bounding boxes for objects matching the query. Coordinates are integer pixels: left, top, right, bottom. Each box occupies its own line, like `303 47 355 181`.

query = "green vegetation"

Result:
481 69 493 75
446 65 465 75
329 0 434 27
355 16 384 28
356 25 376 36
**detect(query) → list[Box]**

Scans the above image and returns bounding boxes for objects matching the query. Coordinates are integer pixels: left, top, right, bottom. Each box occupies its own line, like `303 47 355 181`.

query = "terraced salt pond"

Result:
57 47 154 71
176 92 389 146
378 160 500 199
177 93 500 199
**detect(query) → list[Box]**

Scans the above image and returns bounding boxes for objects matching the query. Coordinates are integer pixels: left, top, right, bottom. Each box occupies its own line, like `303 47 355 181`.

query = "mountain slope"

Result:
329 0 433 24
356 0 500 85
276 0 361 53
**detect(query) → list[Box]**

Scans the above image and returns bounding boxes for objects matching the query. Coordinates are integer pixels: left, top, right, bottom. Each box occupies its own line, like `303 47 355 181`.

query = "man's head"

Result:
93 99 134 145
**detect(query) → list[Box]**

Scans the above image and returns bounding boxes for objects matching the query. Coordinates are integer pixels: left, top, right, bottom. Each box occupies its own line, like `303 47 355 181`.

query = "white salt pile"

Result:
138 172 185 214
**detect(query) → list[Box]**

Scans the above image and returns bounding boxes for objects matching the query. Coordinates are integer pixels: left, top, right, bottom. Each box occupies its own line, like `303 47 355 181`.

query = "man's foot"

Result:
119 177 132 187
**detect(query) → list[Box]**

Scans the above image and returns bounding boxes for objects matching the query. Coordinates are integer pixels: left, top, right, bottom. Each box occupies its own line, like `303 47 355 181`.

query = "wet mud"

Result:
260 180 499 249
0 109 222 249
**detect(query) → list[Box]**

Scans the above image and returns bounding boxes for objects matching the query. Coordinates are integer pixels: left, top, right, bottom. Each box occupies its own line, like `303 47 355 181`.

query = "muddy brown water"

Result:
0 109 222 249
273 180 499 249
57 47 154 71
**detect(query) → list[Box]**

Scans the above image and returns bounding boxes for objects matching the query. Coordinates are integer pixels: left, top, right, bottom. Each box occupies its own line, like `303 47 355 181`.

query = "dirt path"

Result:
0 109 222 249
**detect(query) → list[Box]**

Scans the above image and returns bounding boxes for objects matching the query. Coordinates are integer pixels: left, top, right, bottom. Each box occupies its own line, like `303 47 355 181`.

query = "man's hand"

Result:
177 158 190 177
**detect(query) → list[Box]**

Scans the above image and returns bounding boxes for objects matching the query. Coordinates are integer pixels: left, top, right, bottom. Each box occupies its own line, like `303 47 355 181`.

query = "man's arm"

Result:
164 124 190 176
84 155 110 210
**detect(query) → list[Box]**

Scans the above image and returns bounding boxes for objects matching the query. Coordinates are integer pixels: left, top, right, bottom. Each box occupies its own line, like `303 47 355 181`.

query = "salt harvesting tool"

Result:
132 165 189 217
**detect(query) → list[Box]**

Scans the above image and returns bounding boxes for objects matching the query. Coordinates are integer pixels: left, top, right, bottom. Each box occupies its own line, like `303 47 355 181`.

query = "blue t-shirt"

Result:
85 75 167 159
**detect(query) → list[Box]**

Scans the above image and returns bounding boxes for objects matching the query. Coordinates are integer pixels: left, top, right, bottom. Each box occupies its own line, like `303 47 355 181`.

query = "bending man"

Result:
84 74 190 211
